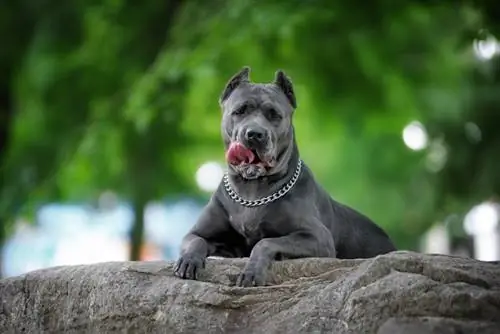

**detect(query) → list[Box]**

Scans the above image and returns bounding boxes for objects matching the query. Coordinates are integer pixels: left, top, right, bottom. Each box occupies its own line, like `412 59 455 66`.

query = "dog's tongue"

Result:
226 142 256 165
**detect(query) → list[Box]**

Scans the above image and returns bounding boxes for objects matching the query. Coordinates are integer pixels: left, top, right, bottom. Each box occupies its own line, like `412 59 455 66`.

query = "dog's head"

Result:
219 66 297 180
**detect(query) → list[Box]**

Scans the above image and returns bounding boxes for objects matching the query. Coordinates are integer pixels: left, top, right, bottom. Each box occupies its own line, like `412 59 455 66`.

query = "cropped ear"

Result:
273 70 296 109
219 66 251 104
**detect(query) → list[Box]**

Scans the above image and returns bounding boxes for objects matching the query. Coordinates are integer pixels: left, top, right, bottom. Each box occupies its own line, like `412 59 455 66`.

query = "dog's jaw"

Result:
232 163 268 180
227 158 271 180
226 140 277 180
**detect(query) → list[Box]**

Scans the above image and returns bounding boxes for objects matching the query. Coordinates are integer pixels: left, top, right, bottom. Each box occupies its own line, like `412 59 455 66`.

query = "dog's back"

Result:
328 199 397 259
302 164 396 259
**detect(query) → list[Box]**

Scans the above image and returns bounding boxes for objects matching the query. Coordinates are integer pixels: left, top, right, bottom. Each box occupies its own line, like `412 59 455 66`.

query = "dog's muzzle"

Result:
241 126 269 150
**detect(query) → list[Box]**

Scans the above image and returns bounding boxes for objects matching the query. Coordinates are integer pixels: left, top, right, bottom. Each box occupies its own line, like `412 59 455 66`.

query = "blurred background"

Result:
1 1 500 278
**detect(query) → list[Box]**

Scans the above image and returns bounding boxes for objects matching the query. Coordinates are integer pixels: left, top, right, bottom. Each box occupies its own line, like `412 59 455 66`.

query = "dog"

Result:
174 67 396 287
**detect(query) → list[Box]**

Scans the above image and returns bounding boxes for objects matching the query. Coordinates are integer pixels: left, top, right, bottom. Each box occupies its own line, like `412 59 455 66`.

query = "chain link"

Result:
223 160 303 207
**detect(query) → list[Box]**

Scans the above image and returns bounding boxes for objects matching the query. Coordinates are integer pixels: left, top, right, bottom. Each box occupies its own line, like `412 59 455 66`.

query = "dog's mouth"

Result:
225 142 271 167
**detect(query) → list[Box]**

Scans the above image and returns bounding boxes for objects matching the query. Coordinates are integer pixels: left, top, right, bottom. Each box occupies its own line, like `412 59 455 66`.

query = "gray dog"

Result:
174 67 396 287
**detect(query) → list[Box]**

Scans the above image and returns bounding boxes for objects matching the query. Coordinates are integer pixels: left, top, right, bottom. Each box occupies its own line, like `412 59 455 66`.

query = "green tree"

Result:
1 0 499 272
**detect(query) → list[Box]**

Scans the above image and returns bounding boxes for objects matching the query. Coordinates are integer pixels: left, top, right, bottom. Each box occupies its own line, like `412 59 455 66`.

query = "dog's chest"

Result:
229 207 276 244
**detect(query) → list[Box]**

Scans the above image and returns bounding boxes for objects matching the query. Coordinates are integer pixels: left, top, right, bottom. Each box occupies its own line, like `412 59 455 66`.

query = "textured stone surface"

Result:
1 251 500 333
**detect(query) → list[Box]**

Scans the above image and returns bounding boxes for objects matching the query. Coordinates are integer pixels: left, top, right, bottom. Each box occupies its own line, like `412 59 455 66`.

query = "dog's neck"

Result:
226 140 300 202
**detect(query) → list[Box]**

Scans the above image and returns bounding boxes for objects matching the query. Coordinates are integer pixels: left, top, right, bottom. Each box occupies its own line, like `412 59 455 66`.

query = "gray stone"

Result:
1 251 500 333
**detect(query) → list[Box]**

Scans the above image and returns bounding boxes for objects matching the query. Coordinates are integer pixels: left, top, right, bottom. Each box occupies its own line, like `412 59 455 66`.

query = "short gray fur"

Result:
175 66 396 287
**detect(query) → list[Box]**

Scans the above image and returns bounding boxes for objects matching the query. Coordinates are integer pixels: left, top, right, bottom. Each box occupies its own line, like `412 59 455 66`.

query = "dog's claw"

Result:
236 265 266 287
174 254 205 280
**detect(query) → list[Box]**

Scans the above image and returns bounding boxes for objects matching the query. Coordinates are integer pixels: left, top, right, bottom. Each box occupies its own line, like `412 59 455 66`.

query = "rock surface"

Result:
1 251 500 333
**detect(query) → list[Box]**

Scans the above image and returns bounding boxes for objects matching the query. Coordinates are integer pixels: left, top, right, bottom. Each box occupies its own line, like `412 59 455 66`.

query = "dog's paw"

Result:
174 253 205 280
236 263 267 287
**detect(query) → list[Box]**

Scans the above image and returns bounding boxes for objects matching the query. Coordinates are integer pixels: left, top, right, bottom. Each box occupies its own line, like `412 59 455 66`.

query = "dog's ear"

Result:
219 66 251 104
273 70 296 109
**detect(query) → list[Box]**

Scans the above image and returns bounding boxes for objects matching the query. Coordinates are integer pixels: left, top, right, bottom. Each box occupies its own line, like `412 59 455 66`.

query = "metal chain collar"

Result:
223 159 303 207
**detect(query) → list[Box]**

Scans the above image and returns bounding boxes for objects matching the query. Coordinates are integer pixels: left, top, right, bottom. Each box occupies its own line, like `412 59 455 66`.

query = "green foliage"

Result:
1 0 498 253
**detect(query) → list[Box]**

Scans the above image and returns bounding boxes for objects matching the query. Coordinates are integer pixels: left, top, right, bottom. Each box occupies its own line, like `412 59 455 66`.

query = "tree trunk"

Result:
129 198 147 261
0 81 13 278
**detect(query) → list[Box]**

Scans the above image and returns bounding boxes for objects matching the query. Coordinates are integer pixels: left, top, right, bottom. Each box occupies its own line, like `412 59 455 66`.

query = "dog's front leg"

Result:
174 196 230 280
237 230 335 287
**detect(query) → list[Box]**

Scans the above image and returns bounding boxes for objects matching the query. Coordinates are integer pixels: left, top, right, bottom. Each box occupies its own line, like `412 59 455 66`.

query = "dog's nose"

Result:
245 129 265 143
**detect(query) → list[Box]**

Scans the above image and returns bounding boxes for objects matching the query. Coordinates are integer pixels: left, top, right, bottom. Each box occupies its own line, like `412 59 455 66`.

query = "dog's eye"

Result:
267 108 282 120
233 105 247 116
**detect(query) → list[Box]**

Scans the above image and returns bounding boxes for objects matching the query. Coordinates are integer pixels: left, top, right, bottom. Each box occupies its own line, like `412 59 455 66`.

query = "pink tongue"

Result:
226 142 255 165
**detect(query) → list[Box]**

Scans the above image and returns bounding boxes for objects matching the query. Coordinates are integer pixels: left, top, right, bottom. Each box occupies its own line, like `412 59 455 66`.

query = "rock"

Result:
377 317 500 334
1 251 500 333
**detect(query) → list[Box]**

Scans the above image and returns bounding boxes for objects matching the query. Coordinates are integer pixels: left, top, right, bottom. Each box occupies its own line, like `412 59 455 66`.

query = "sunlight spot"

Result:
402 121 428 151
195 161 224 192
425 139 447 172
464 202 498 236
473 34 499 61
464 202 500 261
465 122 482 143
